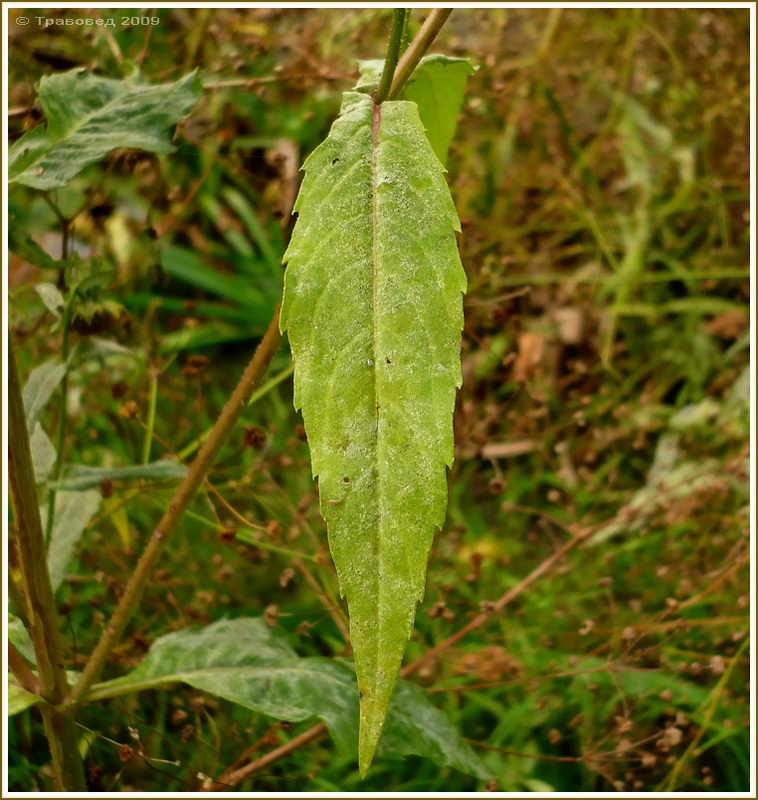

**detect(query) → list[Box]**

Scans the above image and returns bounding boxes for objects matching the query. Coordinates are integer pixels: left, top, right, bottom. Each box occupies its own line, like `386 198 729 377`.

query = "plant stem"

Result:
388 9 453 99
67 308 282 705
141 369 159 464
387 8 453 100
8 341 86 791
400 9 412 52
660 635 750 791
375 9 409 105
44 297 74 546
176 362 294 461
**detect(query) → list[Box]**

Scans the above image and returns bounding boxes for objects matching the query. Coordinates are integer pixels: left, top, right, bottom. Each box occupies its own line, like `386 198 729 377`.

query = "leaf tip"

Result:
358 693 389 778
358 726 379 779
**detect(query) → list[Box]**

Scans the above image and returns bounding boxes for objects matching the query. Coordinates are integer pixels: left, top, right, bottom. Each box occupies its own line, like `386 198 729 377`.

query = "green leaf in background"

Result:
160 244 274 323
8 616 41 717
9 68 201 190
22 359 67 431
90 618 486 778
9 615 36 664
381 680 489 779
8 682 41 717
30 425 56 485
8 617 82 717
35 283 66 318
42 490 101 591
355 55 475 164
280 92 466 772
49 459 187 491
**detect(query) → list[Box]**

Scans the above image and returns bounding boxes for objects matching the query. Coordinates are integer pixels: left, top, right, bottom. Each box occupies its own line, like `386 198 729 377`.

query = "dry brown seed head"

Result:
119 400 139 419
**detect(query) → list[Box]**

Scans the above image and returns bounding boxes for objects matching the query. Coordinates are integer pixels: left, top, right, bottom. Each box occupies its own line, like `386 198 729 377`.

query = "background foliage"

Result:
7 7 751 792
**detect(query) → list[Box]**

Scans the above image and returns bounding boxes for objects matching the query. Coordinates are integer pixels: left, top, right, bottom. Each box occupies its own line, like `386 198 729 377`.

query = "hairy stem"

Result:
375 9 409 105
388 9 453 99
9 342 86 790
141 368 159 464
67 309 282 705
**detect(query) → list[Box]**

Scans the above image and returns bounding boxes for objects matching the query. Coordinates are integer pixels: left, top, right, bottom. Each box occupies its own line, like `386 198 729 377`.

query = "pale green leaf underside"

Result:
49 459 187 491
9 68 200 190
8 681 40 716
280 92 466 771
9 614 36 663
22 359 67 432
42 489 101 592
7 614 76 714
355 55 475 164
90 618 487 778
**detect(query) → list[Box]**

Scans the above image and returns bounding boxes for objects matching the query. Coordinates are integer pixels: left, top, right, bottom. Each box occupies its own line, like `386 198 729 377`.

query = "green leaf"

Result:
280 92 466 772
380 680 489 779
8 681 41 716
49 459 187 491
42 490 101 591
90 618 486 778
9 68 200 190
356 55 475 164
30 424 56 485
8 616 42 717
35 283 66 318
160 244 274 319
9 615 36 664
98 618 360 751
158 321 259 352
220 186 282 270
9 214 83 272
22 359 67 431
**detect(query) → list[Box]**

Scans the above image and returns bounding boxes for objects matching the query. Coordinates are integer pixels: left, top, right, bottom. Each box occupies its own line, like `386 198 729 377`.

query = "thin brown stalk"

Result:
292 557 351 644
205 724 327 790
388 9 453 99
9 342 86 790
67 309 282 705
203 71 351 90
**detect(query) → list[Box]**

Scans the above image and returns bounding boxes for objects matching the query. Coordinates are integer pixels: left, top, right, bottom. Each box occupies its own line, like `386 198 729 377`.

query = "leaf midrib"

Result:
87 663 351 703
369 101 384 704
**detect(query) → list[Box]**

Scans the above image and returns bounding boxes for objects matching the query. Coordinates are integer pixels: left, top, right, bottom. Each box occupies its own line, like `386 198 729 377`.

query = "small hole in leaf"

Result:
342 476 350 483
385 357 392 364
332 158 340 165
